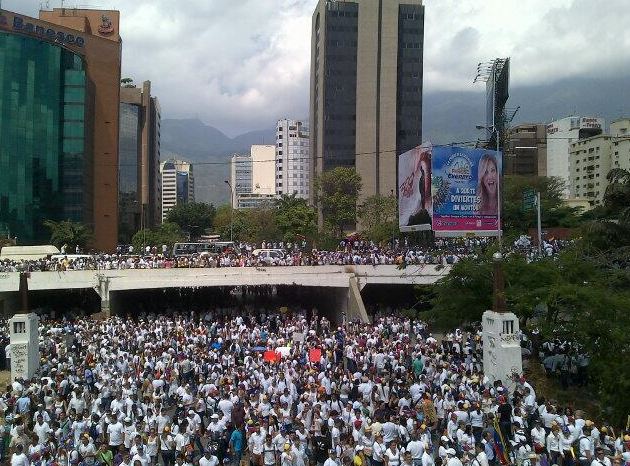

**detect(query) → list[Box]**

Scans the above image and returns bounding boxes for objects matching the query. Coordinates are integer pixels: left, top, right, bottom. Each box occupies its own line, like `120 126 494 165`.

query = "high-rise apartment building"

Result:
546 116 604 194
119 80 161 242
310 0 424 206
160 160 194 222
505 124 547 176
276 119 310 199
0 7 121 249
569 119 630 206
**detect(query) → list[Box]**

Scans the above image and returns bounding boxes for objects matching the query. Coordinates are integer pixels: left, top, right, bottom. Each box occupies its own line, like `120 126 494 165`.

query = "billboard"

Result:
431 146 502 236
398 144 432 232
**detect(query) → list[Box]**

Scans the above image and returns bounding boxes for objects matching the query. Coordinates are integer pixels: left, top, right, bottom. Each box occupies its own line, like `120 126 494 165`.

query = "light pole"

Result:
224 180 234 242
390 189 396 250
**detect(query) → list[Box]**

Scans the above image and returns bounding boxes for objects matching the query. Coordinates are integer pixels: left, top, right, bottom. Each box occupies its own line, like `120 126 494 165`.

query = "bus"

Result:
172 241 240 257
172 242 213 257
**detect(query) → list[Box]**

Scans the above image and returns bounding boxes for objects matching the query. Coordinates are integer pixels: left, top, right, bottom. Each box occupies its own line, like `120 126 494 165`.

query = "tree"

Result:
120 77 136 88
502 176 581 234
43 220 93 250
165 202 216 240
427 243 630 424
212 205 233 240
603 168 630 221
315 167 362 237
275 194 317 243
131 222 184 252
358 193 397 244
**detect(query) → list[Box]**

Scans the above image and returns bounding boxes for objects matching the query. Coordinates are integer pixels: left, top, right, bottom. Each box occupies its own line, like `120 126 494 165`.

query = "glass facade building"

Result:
0 31 90 244
118 102 140 242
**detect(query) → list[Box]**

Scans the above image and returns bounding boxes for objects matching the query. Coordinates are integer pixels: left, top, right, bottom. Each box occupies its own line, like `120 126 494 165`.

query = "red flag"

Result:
309 348 322 363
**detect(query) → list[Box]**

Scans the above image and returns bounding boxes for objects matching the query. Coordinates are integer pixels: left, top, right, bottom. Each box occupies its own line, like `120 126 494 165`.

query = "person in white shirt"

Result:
406 432 424 465
590 447 612 466
199 449 219 466
445 449 463 466
373 433 386 466
472 444 489 466
107 419 124 453
11 444 29 466
33 415 51 445
323 449 339 466
131 445 150 466
580 427 595 466
384 440 404 466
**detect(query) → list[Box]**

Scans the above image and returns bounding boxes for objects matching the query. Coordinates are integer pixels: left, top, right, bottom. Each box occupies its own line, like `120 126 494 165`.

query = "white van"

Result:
251 249 285 265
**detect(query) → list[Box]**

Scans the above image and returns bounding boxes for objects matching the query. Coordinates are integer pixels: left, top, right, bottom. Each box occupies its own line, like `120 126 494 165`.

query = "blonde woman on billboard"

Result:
477 153 498 216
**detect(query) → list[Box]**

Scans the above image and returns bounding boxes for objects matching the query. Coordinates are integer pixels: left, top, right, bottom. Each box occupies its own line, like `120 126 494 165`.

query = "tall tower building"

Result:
309 0 424 206
160 159 194 222
276 119 310 199
0 7 121 250
119 80 161 242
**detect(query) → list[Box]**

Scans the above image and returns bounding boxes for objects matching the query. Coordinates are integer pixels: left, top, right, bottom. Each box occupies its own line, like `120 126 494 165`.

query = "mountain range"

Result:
161 76 630 205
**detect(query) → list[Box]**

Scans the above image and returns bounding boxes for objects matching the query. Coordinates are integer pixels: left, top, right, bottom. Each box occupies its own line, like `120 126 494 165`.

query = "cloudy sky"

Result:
5 0 630 135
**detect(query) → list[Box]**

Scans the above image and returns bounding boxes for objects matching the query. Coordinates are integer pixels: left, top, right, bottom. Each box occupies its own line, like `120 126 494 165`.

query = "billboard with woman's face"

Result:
398 144 433 231
430 146 502 236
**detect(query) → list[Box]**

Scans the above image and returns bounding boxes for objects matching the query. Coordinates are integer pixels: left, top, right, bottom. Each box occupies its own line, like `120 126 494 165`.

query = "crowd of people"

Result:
1 310 628 466
0 237 570 272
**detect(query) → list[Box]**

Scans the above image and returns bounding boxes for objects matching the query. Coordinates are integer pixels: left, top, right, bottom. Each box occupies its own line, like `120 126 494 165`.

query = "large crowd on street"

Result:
1 309 628 466
0 237 570 272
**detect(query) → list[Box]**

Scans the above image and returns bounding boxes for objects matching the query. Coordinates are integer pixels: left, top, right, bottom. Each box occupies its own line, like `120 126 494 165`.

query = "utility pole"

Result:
536 192 542 256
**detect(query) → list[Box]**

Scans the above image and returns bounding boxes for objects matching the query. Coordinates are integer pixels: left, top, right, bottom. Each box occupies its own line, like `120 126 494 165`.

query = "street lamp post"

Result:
390 189 396 250
224 180 234 242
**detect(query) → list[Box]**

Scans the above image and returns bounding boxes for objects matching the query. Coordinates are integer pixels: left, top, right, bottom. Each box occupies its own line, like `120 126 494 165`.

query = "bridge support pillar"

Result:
348 277 369 323
94 275 111 318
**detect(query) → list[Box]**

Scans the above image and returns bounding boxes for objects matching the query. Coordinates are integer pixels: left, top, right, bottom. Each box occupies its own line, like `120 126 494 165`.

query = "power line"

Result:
93 135 628 167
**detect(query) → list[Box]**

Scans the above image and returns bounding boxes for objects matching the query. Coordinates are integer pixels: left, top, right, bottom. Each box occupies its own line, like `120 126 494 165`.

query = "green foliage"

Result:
131 222 184 252
315 167 362 237
428 240 630 423
358 194 397 244
603 168 630 222
165 202 216 240
502 176 581 234
275 195 317 243
43 220 93 250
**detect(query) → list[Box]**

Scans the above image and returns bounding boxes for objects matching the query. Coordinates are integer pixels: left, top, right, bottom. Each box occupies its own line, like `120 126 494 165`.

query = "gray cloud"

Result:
3 0 629 134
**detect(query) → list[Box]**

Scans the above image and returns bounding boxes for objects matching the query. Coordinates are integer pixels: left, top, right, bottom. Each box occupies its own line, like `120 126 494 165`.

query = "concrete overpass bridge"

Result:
0 264 451 322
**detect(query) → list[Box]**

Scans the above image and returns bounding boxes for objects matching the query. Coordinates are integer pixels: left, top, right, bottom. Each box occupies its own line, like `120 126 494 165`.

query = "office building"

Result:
119 80 161 242
235 193 279 210
0 8 121 249
160 159 194 221
230 154 253 207
230 147 278 209
505 124 547 176
276 119 310 199
569 119 630 206
251 145 276 196
546 116 604 194
309 0 425 207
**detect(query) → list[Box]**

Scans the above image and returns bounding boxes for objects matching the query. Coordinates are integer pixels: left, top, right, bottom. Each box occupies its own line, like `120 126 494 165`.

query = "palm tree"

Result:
43 220 93 250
